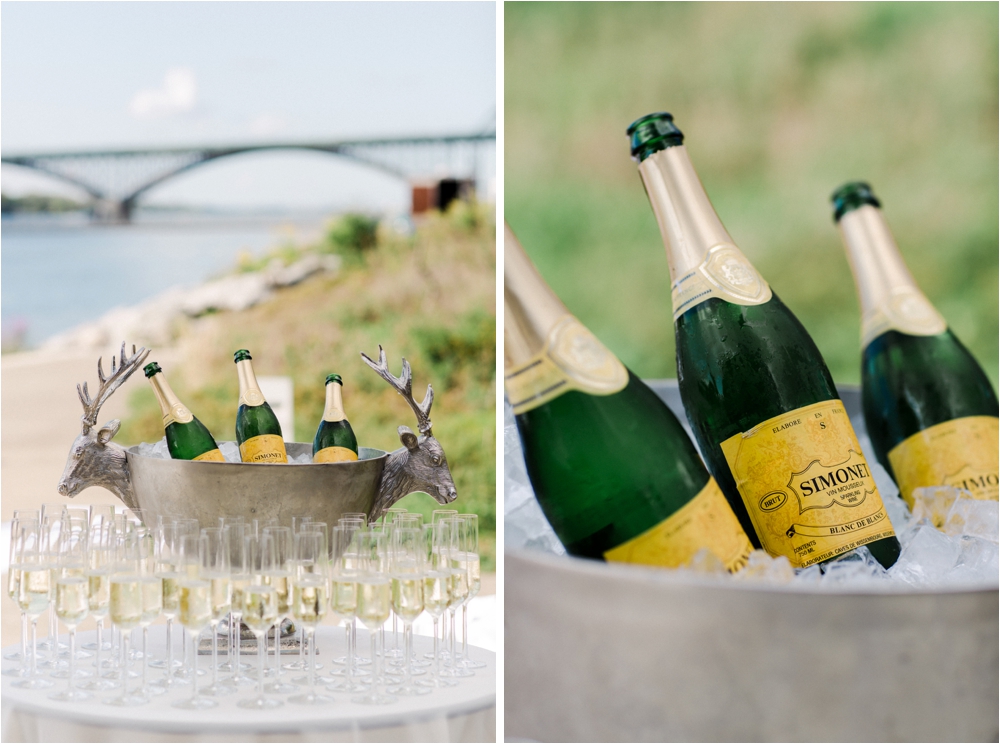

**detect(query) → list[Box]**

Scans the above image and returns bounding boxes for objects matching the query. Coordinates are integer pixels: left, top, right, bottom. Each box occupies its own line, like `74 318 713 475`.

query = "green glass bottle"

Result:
505 223 752 571
144 362 225 462
832 182 998 508
233 349 287 464
629 112 900 569
313 374 359 462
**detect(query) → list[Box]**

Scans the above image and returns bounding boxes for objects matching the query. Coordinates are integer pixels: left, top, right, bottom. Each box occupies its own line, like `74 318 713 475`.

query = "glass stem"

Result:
20 612 28 671
189 630 198 704
370 630 378 694
432 617 440 679
403 622 412 687
165 619 173 681
211 622 218 687
462 604 469 661
30 617 39 678
257 632 265 698
94 618 103 675
121 631 130 694
346 619 355 683
306 626 315 695
67 626 76 694
142 626 149 693
232 614 241 681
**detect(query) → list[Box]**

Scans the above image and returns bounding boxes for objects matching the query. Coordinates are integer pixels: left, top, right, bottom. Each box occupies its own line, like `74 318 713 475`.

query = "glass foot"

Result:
103 691 150 706
460 658 488 669
14 676 56 690
78 676 120 691
417 676 458 688
352 691 397 705
49 687 93 702
172 695 218 709
2 667 31 678
201 681 237 696
288 691 335 705
237 695 283 710
263 680 298 694
50 667 94 680
386 682 432 696
326 679 370 693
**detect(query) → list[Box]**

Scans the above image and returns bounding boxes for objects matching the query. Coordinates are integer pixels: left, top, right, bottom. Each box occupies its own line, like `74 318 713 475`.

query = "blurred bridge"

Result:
1 131 495 222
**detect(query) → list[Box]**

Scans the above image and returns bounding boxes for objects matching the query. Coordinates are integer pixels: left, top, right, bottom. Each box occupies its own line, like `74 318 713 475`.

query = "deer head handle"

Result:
57 343 149 511
362 346 458 521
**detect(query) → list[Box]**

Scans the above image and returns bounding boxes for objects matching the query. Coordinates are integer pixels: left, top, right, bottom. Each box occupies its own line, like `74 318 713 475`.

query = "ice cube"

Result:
948 535 1000 586
219 441 241 463
910 486 966 529
888 522 963 586
291 452 313 464
735 550 794 584
943 498 999 543
685 547 728 575
793 564 823 584
137 438 170 459
819 548 887 585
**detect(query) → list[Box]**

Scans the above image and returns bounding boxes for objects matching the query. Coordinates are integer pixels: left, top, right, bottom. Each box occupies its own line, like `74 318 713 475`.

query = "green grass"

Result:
505 2 998 388
119 203 497 570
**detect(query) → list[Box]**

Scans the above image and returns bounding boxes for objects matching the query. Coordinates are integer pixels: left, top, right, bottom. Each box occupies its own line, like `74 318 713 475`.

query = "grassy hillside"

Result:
119 204 496 569
505 3 998 387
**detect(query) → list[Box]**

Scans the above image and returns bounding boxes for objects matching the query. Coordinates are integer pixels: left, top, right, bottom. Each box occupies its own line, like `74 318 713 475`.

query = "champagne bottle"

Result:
832 182 999 507
233 349 287 464
505 222 752 572
313 373 359 462
143 362 225 462
629 112 900 569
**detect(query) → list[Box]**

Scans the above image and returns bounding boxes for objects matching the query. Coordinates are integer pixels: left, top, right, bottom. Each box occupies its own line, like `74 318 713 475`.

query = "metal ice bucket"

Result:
505 382 1000 743
125 443 387 530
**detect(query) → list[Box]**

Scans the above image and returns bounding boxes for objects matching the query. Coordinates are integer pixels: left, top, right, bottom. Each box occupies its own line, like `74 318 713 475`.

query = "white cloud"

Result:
247 112 290 137
128 68 197 120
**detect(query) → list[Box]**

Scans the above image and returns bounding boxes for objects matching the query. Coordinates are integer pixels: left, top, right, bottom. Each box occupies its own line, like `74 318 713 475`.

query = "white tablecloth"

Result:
1 626 495 742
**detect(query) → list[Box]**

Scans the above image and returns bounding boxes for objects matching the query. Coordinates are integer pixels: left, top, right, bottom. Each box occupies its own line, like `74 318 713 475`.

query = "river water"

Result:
1 210 330 348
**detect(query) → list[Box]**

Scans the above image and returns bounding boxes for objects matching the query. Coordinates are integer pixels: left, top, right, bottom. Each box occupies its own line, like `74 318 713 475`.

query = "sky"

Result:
0 1 496 211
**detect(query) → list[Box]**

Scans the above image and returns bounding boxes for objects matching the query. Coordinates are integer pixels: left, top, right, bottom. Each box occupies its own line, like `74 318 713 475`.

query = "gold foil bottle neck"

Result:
322 380 348 423
503 222 572 370
147 371 193 426
838 204 946 347
236 359 266 407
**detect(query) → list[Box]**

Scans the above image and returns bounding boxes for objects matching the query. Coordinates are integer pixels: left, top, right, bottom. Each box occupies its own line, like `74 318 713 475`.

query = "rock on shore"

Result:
41 254 340 352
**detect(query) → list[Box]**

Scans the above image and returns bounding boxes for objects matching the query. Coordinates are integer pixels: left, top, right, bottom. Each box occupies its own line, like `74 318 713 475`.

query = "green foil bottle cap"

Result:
233 349 252 363
325 373 343 386
831 182 881 222
143 362 162 378
627 112 685 162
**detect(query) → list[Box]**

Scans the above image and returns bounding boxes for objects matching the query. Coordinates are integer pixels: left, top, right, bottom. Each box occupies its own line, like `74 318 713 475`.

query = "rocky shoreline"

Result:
41 253 341 353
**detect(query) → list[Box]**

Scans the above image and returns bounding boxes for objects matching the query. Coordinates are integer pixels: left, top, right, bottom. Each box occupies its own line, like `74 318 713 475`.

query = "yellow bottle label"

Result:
671 244 772 320
193 448 226 462
888 416 999 507
313 446 359 463
504 315 629 415
603 478 753 572
720 400 895 568
239 434 287 464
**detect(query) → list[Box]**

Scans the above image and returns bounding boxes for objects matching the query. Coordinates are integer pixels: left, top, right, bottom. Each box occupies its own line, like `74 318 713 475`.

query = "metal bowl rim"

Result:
125 442 389 466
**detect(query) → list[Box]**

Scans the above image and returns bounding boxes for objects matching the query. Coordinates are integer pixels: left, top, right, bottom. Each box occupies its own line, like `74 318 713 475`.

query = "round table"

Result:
1 626 495 742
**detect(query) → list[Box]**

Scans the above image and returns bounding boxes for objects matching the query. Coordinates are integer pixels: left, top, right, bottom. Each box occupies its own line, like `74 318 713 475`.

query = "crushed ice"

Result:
136 439 315 465
504 405 998 590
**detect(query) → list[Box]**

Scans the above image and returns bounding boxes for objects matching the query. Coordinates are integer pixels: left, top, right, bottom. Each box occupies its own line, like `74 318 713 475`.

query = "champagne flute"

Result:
37 504 67 660
13 521 56 690
172 534 216 710
238 533 281 710
287 520 328 674
104 541 145 706
221 521 252 682
3 517 38 675
326 525 369 693
352 531 396 705
81 506 113 655
288 532 333 705
49 529 92 702
79 519 118 691
261 525 295 692
150 523 185 686
443 517 473 678
386 527 430 696
456 514 486 669
199 527 235 697
418 523 457 688
49 517 93 678
137 574 164 697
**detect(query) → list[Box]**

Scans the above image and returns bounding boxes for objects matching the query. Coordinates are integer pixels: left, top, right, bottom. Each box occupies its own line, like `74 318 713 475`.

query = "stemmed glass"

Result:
136 572 164 697
79 519 118 692
49 526 92 702
4 516 39 677
418 522 456 688
326 525 369 694
352 531 396 705
200 527 235 697
443 517 473 678
80 506 113 655
261 525 296 693
151 523 185 686
456 514 486 669
238 533 282 710
286 521 329 675
172 533 217 710
386 527 430 696
49 516 93 679
37 504 67 664
104 536 146 706
13 519 56 690
288 531 333 705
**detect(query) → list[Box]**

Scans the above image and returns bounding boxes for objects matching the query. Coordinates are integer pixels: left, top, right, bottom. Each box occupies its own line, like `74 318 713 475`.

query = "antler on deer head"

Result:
78 343 150 433
361 345 434 437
